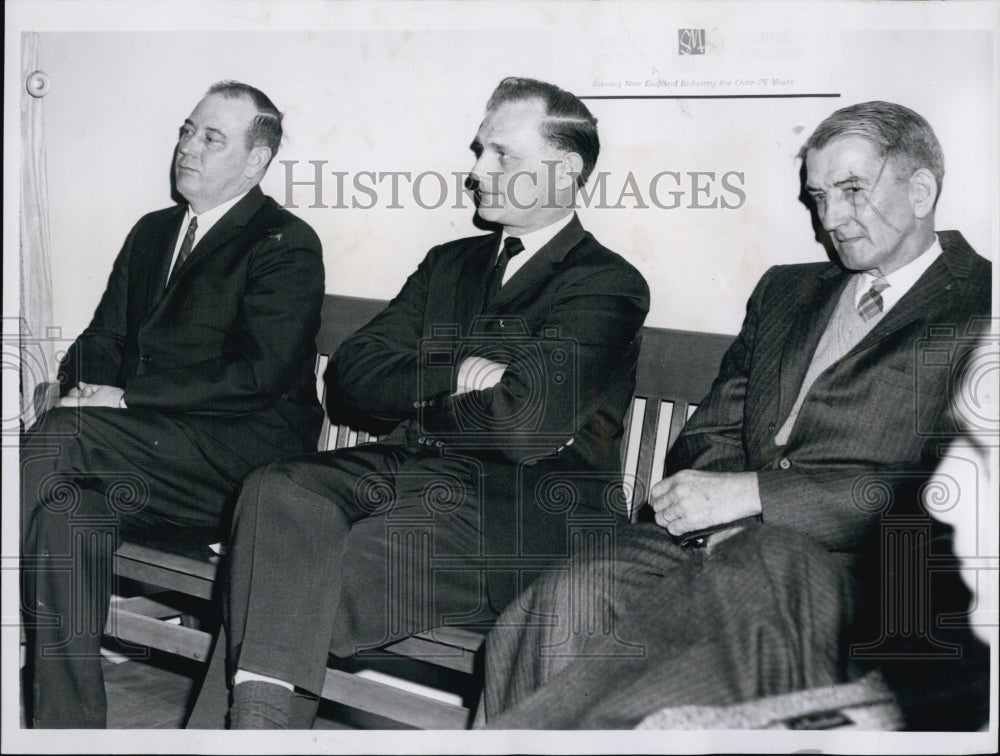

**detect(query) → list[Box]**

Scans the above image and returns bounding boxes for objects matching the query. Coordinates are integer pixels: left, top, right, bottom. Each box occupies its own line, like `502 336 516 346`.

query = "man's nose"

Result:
178 133 201 157
469 153 500 188
819 194 850 230
468 156 487 188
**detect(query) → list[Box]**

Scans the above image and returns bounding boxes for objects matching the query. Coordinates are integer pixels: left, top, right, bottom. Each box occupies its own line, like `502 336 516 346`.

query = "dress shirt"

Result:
852 234 944 314
166 190 251 284
498 212 576 285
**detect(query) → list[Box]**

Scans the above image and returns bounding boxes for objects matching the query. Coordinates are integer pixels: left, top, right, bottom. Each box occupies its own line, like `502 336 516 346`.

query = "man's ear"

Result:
246 146 272 179
909 167 938 219
556 152 584 190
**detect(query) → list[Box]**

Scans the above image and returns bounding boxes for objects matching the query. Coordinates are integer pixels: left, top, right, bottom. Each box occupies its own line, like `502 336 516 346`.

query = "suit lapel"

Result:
845 235 969 358
488 214 586 311
160 187 266 297
147 205 188 308
456 232 502 327
776 266 849 426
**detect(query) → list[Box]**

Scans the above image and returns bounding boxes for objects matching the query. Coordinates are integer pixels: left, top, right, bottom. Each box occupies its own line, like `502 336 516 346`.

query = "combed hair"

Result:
799 101 945 202
487 77 599 187
207 80 283 159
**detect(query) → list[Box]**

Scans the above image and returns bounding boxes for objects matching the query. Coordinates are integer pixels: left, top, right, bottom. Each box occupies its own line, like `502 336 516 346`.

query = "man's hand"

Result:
649 470 761 536
453 356 508 396
59 383 125 408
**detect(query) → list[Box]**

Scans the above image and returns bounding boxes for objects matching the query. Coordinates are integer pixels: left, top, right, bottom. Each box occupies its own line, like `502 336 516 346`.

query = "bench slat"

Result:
105 607 212 662
377 629 484 674
666 400 691 453
321 668 470 729
632 398 662 509
115 545 217 600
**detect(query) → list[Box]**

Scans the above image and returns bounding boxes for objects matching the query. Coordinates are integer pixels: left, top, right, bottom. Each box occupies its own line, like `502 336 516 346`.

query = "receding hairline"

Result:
483 96 590 151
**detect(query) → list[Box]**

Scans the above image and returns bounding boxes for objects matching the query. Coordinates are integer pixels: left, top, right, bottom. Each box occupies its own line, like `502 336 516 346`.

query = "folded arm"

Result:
328 247 650 460
418 266 650 461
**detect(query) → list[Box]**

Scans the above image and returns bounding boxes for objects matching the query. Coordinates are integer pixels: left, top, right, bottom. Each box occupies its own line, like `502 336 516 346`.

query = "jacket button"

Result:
139 354 151 363
778 457 791 470
417 436 425 444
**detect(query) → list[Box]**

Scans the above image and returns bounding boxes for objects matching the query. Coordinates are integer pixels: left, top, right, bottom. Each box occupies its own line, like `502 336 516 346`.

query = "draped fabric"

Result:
19 32 55 430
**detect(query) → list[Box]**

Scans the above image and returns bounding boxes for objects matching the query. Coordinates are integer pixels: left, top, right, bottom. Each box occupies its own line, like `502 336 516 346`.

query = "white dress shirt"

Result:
166 190 251 285
497 211 576 285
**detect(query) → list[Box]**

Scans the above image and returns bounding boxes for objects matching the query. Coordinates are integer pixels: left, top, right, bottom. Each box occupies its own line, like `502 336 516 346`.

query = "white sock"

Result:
233 668 294 691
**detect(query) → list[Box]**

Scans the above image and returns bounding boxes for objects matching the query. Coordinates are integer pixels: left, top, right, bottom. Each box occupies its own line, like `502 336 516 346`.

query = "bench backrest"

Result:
315 294 734 516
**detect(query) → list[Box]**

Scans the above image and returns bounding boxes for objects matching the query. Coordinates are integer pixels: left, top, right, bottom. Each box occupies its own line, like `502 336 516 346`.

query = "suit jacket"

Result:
665 231 992 566
60 186 325 458
326 214 650 606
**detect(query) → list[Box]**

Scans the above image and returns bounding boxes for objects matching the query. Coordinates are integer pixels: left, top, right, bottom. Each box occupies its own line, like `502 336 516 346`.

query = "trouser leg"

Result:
224 445 495 706
480 524 857 729
21 407 238 728
224 446 409 695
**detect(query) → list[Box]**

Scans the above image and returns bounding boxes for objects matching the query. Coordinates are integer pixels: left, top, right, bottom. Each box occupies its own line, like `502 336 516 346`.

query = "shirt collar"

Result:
499 211 575 259
184 189 250 240
854 234 944 313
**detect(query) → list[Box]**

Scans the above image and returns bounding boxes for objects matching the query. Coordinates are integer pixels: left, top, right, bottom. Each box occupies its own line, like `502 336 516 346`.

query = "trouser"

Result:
188 439 501 728
227 439 499 688
20 406 264 728
477 523 859 729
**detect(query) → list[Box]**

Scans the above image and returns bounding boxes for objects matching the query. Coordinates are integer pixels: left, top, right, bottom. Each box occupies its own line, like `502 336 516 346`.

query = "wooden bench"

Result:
38 293 734 728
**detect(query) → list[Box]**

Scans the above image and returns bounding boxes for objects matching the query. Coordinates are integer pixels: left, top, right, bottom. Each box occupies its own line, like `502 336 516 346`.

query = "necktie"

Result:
169 216 198 284
483 236 524 311
857 277 889 322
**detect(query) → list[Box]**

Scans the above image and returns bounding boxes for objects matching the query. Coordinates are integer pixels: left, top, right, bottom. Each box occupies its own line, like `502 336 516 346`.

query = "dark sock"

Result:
229 680 293 730
289 691 321 730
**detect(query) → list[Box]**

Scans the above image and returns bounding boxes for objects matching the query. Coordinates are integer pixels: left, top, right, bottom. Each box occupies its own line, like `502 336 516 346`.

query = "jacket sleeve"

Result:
663 268 769 476
122 220 325 414
419 261 650 462
753 463 933 553
324 246 453 428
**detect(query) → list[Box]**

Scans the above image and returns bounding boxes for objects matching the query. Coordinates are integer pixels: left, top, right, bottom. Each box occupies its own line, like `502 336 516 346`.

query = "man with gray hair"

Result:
21 81 325 728
476 100 991 730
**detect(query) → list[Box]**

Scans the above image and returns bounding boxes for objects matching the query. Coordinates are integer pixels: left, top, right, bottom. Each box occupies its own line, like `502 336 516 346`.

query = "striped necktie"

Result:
169 216 198 284
857 277 889 322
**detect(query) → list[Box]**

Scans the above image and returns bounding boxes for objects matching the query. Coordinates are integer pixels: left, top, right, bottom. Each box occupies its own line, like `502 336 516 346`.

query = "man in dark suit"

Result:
20 81 325 728
477 101 992 729
201 76 649 729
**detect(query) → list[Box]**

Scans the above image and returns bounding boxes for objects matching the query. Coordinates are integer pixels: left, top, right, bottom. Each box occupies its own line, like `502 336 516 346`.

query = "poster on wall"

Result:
4 1 998 754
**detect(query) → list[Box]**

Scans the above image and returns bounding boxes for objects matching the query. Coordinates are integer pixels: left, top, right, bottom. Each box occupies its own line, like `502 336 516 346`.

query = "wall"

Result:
17 5 996 343
4 4 999 755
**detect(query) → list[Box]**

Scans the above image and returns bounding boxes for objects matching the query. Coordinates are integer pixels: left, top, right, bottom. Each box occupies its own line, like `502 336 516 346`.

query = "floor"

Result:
102 650 199 728
20 643 368 730
18 648 197 729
